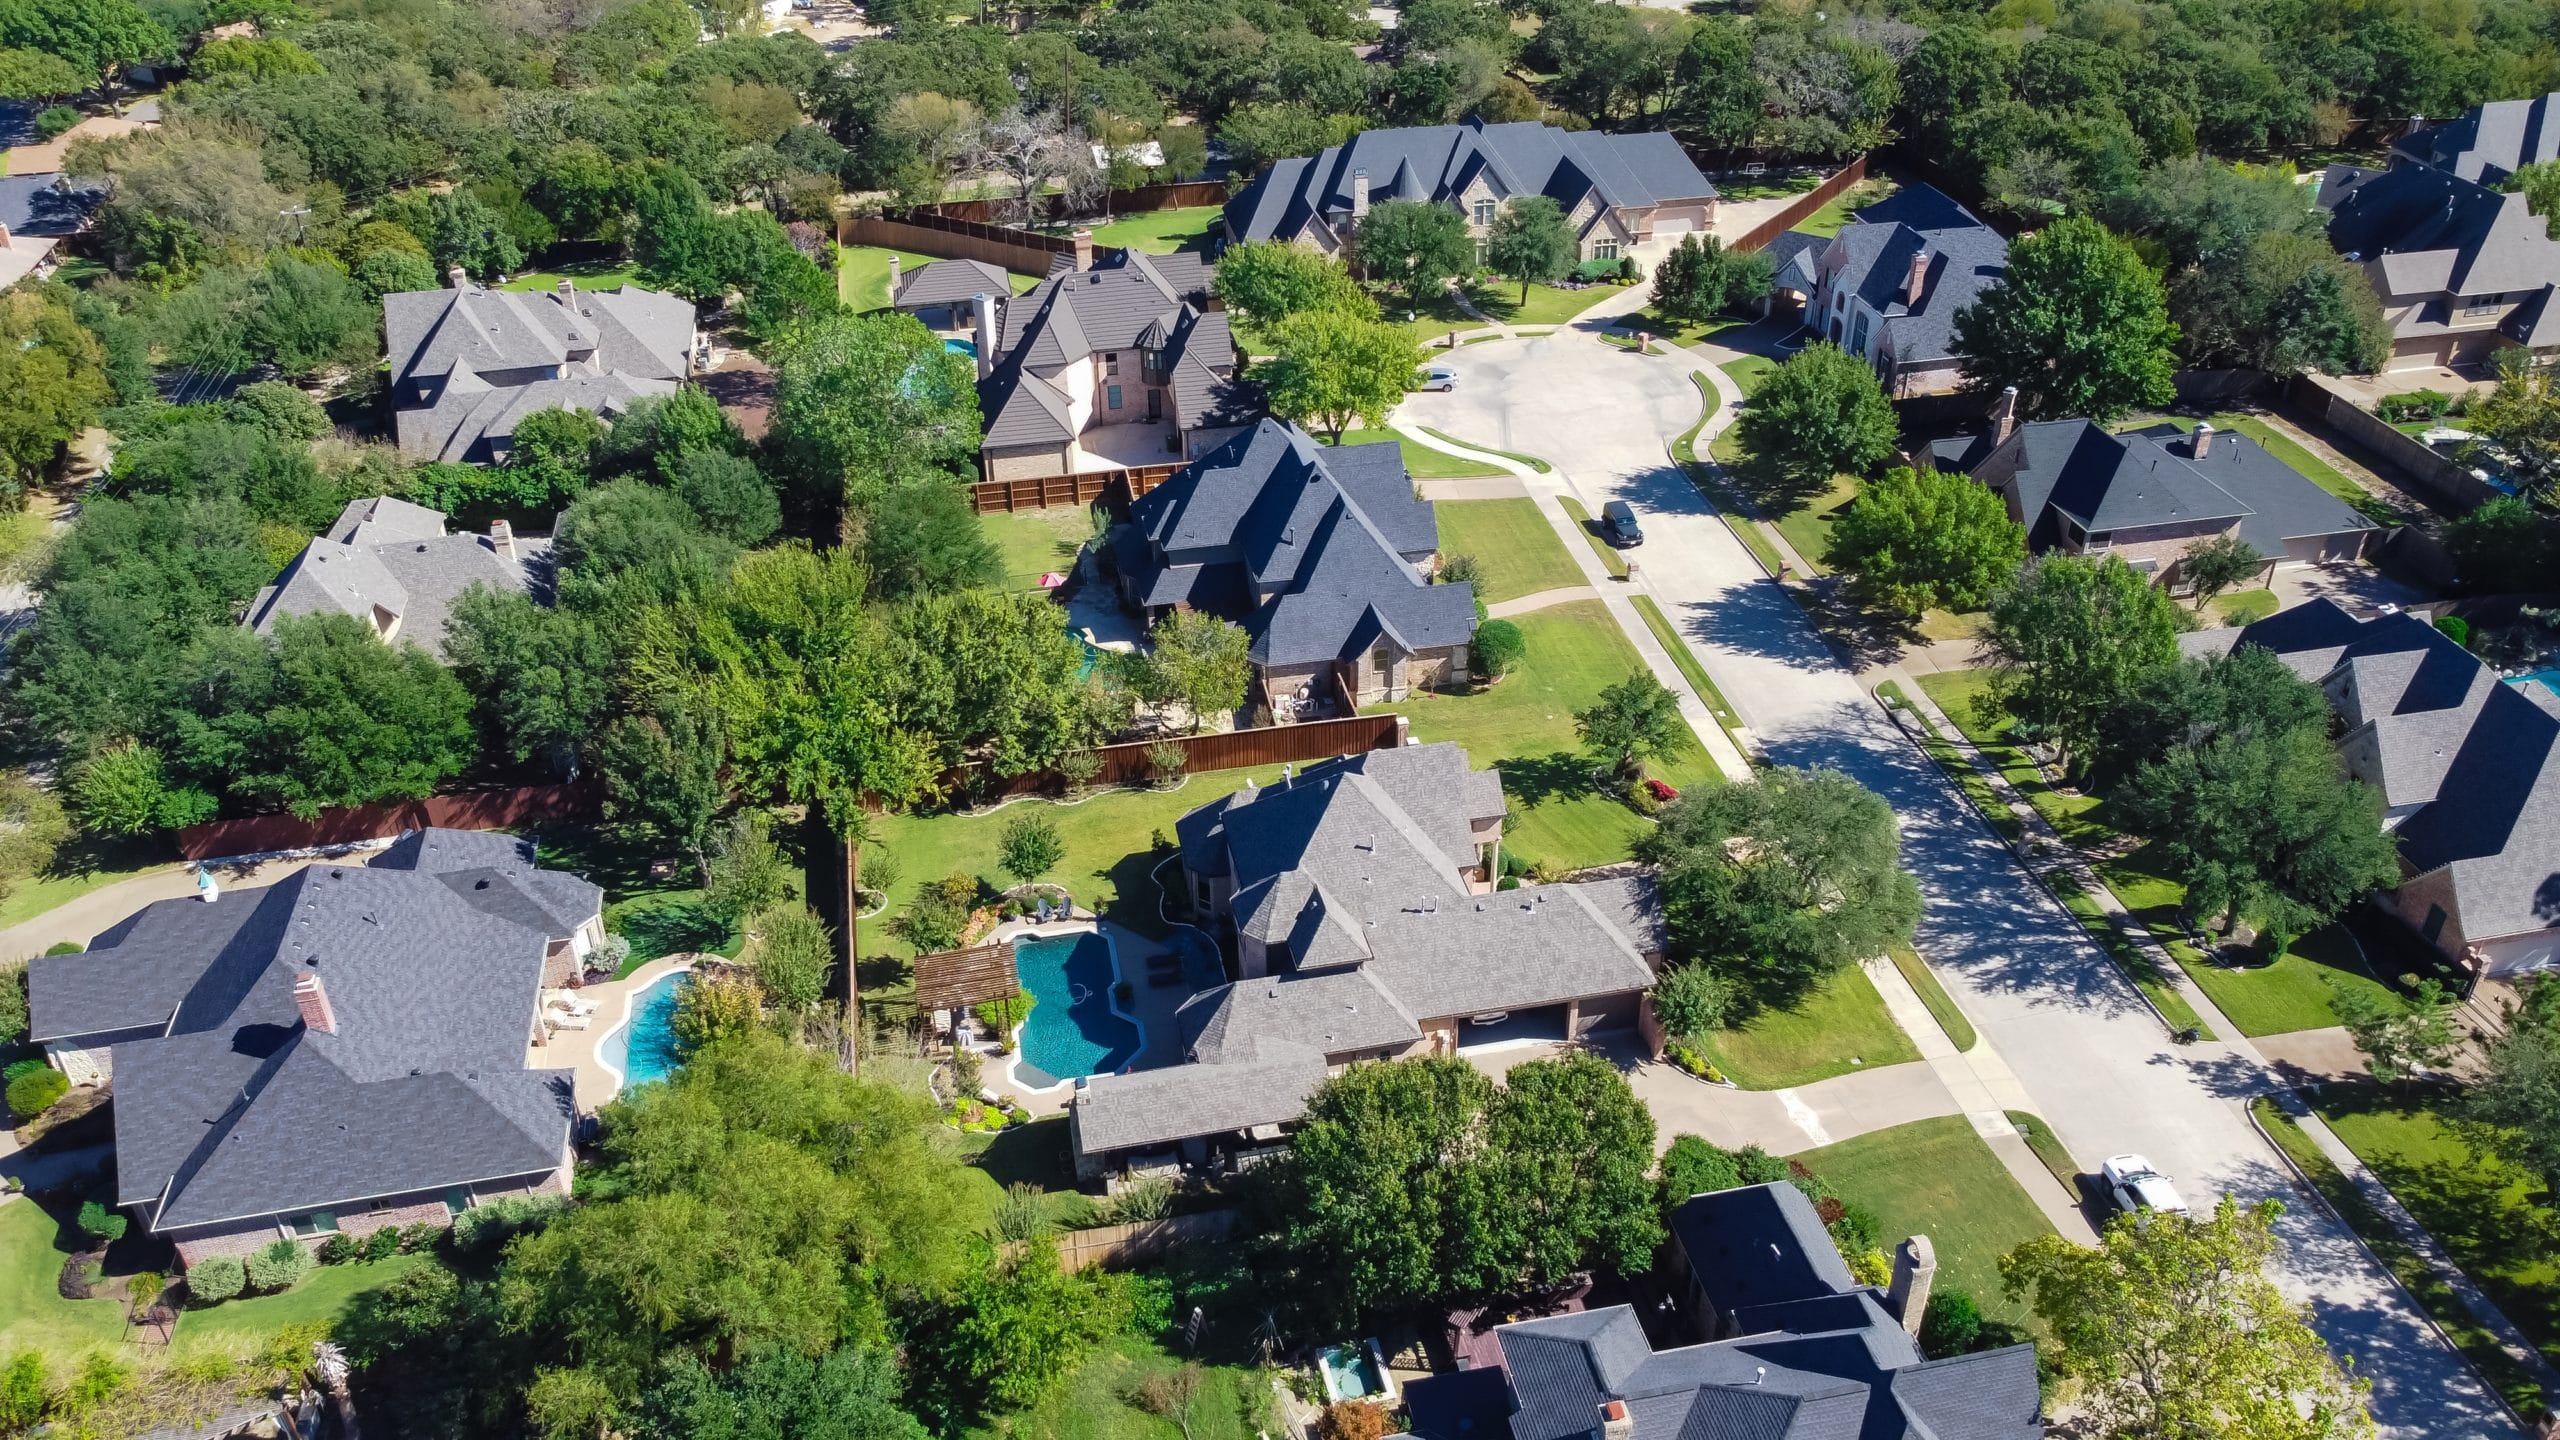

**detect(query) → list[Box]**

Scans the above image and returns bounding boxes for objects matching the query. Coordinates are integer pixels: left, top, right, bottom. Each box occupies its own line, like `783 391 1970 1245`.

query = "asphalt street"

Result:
1395 325 2518 1439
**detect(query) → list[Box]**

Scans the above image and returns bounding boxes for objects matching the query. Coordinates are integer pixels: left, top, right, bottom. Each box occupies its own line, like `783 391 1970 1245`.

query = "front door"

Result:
1147 388 1163 420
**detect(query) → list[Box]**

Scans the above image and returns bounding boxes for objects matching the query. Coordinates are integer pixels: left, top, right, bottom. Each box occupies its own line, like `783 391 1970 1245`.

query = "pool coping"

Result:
995 920 1148 1097
593 958 696 1099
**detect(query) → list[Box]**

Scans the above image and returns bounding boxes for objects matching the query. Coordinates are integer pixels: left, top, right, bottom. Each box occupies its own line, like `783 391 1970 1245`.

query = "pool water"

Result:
599 969 689 1088
2510 669 2560 700
1011 931 1141 1087
1318 1343 1388 1402
945 337 977 358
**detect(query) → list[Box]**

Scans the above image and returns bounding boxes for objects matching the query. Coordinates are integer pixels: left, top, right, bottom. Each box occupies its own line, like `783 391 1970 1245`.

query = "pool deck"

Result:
981 917 1201 1116
530 954 701 1113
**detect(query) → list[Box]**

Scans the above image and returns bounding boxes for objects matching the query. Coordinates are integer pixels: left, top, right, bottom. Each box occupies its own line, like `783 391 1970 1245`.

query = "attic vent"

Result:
475 878 492 890
330 870 344 879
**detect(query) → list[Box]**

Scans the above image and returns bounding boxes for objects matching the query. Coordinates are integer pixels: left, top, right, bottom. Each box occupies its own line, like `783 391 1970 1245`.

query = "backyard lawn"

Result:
838 244 1041 312
1435 498 1584 604
1083 205 1222 254
1791 178 1898 238
2211 588 2280 626
603 888 741 975
981 505 1092 591
1692 966 1918 1090
1802 1115 2055 1330
0 1197 129 1365
0 838 178 936
171 1252 433 1357
964 1333 1276 1440
1327 428 1504 481
498 258 640 292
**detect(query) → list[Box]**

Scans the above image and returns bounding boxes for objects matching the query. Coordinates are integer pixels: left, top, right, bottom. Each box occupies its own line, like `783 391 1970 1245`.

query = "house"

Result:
0 171 106 289
1402 1184 2043 1440
1112 419 1477 715
973 245 1253 482
2321 93 2560 370
1928 398 2378 586
244 495 539 661
1768 183 2009 398
23 829 604 1265
1224 117 1716 266
2191 599 2560 977
1067 742 1664 1182
383 272 697 462
891 255 1012 332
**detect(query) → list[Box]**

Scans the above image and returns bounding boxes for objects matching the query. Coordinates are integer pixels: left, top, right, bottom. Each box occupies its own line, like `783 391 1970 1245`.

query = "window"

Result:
1473 198 1495 226
444 1189 472 1217
290 1210 339 1236
1104 352 1120 376
1107 384 1124 411
1593 239 1619 261
1372 644 1394 676
1849 312 1869 355
2462 295 2504 317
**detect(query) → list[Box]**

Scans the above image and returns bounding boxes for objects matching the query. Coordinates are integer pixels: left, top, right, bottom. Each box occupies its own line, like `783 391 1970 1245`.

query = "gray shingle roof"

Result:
2395 91 2560 184
243 498 531 661
26 833 599 1230
383 282 693 461
1069 1045 1326 1155
1670 1184 1858 1319
976 249 1239 450
894 257 1011 310
0 173 106 237
2325 162 2560 304
1942 420 2374 555
1812 184 2008 366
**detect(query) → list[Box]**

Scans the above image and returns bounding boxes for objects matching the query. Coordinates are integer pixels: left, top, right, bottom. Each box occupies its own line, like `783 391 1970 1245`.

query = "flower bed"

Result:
1663 1040 1729 1085
943 1097 1033 1134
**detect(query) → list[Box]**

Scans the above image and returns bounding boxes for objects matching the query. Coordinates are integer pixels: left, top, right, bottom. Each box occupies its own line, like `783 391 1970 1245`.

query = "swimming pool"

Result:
1009 930 1142 1089
598 968 689 1090
945 337 978 359
2510 669 2560 700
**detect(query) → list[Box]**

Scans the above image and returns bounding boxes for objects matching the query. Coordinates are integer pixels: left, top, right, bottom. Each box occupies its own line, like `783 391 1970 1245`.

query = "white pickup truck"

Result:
2101 1154 2190 1219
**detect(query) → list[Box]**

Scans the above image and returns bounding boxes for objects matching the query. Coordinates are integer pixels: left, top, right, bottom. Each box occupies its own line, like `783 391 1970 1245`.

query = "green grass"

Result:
1720 353 1777 398
1386 277 1619 345
498 258 640 292
1793 178 1899 239
2096 847 2392 1037
1911 670 2107 845
1880 679 2022 844
1767 473 1854 577
1713 172 1829 202
1629 593 1747 754
1799 1114 2054 1329
2044 866 2214 1039
963 1333 1276 1440
837 245 1040 312
604 889 742 974
0 1198 129 1365
1327 428 1504 480
1437 498 1585 603
2204 412 2409 526
1889 946 1976 1051
1556 496 1628 578
1418 425 1551 473
1082 205 1222 255
1618 311 1745 349
1692 966 1919 1090
1670 374 1788 576
981 505 1093 591
1386 601 1724 872
0 838 178 934
2260 1095 2547 1416
2005 1110 2081 1191
2211 588 2280 626
171 1252 432 1358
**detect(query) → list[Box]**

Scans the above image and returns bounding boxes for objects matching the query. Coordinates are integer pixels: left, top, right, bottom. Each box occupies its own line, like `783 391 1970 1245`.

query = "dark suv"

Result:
1601 500 1644 547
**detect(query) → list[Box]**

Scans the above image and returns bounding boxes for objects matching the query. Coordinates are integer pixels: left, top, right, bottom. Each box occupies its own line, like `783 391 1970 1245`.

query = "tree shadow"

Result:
1100 844 1176 940
1492 751 1596 810
969 1115 1076 1190
614 898 732 963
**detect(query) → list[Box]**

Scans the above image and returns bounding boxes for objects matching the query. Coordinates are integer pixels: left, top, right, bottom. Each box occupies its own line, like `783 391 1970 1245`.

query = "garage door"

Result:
1654 213 1698 234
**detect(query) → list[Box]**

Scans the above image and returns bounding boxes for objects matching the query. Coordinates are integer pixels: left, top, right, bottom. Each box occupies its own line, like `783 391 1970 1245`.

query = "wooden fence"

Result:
1725 155 1870 256
841 212 1077 277
969 464 1181 514
909 180 1229 227
2282 373 2507 514
948 711 1407 804
176 784 602 862
1052 1209 1237 1273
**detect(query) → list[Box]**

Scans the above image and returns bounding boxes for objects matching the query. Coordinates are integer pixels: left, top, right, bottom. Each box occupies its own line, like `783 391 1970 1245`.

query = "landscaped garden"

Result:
1801 1115 2055 1331
1434 498 1585 604
1691 966 1918 1090
980 505 1095 591
964 1333 1276 1440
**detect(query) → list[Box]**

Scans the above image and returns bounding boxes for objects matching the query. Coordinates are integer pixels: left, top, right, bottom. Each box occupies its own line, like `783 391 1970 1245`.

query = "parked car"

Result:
1420 365 1457 392
2101 1154 2189 1218
1601 500 1644 547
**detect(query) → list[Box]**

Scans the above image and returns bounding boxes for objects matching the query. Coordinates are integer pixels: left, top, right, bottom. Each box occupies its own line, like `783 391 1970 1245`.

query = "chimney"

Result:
446 265 468 290
1886 1235 1937 1337
971 292 998 381
1905 248 1930 304
1072 227 1094 273
1599 1399 1634 1440
1991 385 2020 446
1353 168 1371 221
293 970 338 1035
2191 421 2216 460
0 220 11 247
888 253 901 293
555 277 575 302
488 517 515 559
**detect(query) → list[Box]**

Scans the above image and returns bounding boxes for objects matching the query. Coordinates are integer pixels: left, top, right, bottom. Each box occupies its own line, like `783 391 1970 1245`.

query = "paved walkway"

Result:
1412 475 1530 501
1626 1054 1959 1156
1487 584 1600 618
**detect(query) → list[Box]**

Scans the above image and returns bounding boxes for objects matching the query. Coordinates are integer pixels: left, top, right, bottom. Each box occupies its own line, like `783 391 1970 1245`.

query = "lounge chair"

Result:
547 1008 592 1031
1032 899 1053 924
549 992 598 1018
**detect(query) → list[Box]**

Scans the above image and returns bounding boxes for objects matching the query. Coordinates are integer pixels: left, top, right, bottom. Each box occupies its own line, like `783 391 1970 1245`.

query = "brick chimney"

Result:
1991 385 2020 447
1072 227 1094 273
293 970 337 1035
1599 1399 1634 1440
1353 168 1371 221
888 252 901 294
971 292 998 381
489 517 515 559
2192 421 2216 460
1905 248 1930 305
447 265 468 289
1886 1235 1937 1337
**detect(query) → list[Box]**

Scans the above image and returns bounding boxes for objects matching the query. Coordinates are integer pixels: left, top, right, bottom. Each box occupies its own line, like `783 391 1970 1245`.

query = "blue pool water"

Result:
600 970 688 1088
945 337 978 359
1011 931 1140 1086
1318 1343 1387 1402
2511 670 2560 700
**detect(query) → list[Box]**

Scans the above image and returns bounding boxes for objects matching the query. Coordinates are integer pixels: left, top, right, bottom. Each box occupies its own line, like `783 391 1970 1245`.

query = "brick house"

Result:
383 273 697 462
243 495 542 663
24 829 603 1265
1764 184 2009 398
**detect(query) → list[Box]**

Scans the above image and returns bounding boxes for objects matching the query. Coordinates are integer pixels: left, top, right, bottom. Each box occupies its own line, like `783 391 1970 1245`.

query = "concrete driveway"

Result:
1398 329 2517 1440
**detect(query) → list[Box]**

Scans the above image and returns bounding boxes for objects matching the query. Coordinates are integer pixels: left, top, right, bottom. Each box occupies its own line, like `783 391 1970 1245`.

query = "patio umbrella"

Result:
1038 571 1068 588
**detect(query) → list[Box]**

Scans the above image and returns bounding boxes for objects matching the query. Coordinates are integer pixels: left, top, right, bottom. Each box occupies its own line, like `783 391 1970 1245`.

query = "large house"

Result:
1224 117 1717 266
25 830 604 1264
1067 742 1665 1182
2322 91 2560 371
974 246 1254 482
2194 599 2560 977
1111 419 1478 717
244 495 538 661
1764 183 2009 397
1403 1184 2044 1440
384 273 697 462
1928 400 2378 587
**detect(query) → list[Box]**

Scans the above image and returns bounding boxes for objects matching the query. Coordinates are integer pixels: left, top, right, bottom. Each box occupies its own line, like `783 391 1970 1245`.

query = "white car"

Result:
2101 1154 2189 1218
1420 365 1457 392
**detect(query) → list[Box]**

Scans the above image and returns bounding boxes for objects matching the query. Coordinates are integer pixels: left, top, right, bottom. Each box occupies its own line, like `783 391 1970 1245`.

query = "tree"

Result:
2087 643 2335 784
747 904 832 1014
1355 199 1474 313
444 588 614 771
2178 534 2266 610
1217 104 1362 174
0 0 172 93
2333 979 2460 1084
556 478 739 591
659 450 776 549
635 1346 926 1440
998 812 1064 889
0 284 111 496
599 699 729 879
1576 673 1685 784
1656 1134 1744 1213
2506 160 2560 240
703 811 791 925
1143 609 1251 731
1822 464 2026 618
502 406 605 507
1734 344 1900 487
971 106 1100 226
1212 240 1375 329
1281 1056 1498 1320
0 772 64 904
425 189 526 281
632 168 731 302
1650 235 1775 328
1981 554 2187 768
1485 196 1576 304
862 481 999 599
1262 307 1419 443
768 312 981 525
592 390 744 480
1637 767 1921 1001
0 46 81 99
1650 962 1734 1042
1953 216 2178 424
1672 17 1761 150
2463 985 2560 1197
1483 1054 1660 1289
70 740 197 835
2003 1197 2375 1440
2443 492 2556 592
1472 617 1525 680
933 1241 1124 1411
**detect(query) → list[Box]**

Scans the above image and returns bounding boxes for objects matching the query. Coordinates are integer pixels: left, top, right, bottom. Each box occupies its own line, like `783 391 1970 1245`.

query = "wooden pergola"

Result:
912 942 1021 1037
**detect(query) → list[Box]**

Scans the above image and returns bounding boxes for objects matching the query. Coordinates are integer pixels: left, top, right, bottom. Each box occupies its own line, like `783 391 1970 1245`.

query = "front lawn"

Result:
1434 498 1585 603
1720 353 1776 398
0 1198 129 1365
1801 1115 2055 1331
1326 429 1504 481
1911 670 2107 845
1766 472 1854 576
1386 600 1725 872
0 836 179 935
2095 847 2392 1037
1691 966 1919 1091
1555 497 1627 577
981 505 1093 591
171 1252 433 1358
965 1333 1277 1440
1084 205 1222 255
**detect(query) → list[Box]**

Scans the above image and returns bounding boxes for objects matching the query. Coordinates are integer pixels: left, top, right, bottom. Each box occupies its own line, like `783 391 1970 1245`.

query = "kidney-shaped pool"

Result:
1009 930 1142 1090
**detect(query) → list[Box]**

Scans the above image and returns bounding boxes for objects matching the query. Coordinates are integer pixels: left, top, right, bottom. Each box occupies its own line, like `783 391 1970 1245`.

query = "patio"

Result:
1069 420 1181 471
530 954 699 1112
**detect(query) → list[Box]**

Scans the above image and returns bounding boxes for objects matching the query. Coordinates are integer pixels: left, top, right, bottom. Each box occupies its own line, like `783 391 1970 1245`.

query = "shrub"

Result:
400 1221 442 1253
1846 1247 1891 1287
33 106 77 141
1439 551 1484 589
362 1226 402 1261
2376 389 2452 422
1571 257 1619 282
591 933 632 975
1826 1199 1882 1255
1108 1174 1176 1224
1658 1134 1743 1209
1 1059 43 1086
1146 740 1188 785
1319 1399 1390 1440
449 1193 566 1252
1919 1289 1984 1357
1472 618 1526 680
7 1067 68 1119
127 1270 164 1318
1618 255 1642 282
316 1233 358 1265
0 1351 46 1432
2436 615 2470 647
76 1200 126 1246
1652 964 1734 1044
244 1238 313 1293
1057 749 1102 794
42 942 80 956
186 1255 246 1305
896 872 980 953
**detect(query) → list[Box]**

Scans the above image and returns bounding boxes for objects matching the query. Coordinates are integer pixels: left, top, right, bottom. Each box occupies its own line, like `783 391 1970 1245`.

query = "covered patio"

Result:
1069 420 1182 471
